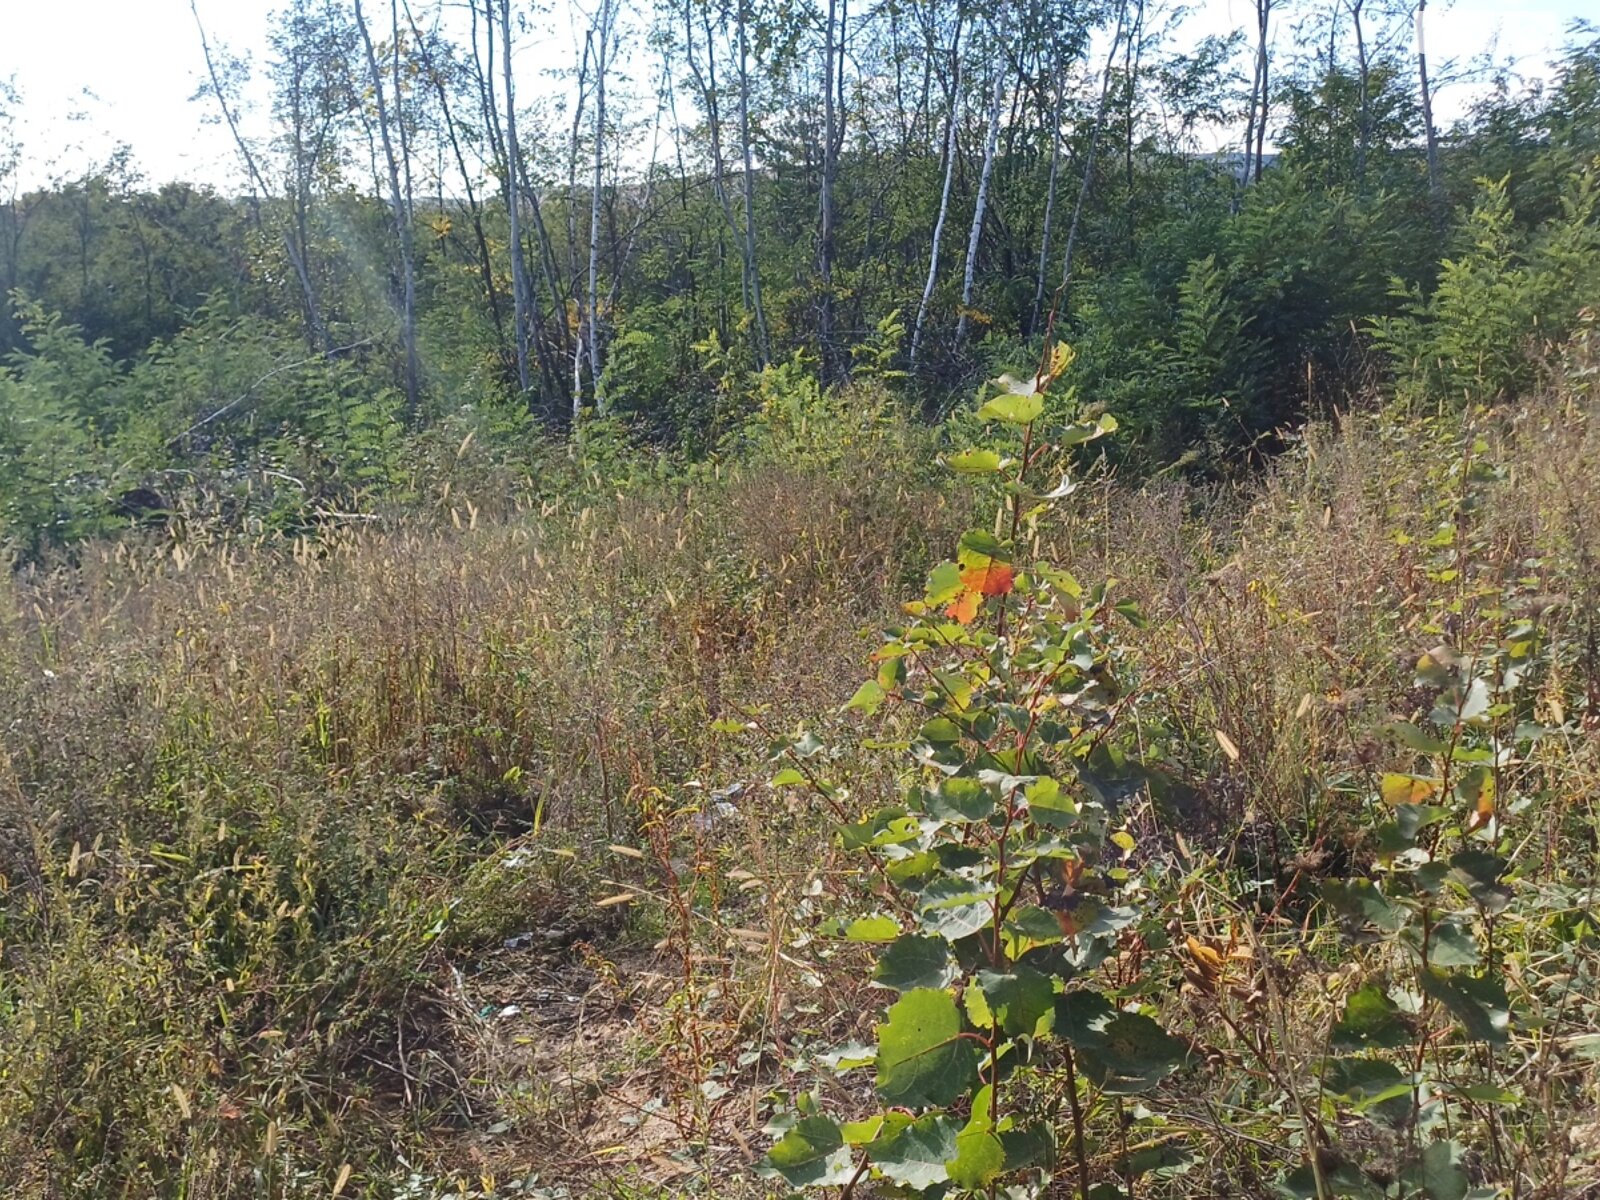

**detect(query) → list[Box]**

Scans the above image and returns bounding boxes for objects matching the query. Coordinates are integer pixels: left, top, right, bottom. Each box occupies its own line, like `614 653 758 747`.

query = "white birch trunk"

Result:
953 64 1004 351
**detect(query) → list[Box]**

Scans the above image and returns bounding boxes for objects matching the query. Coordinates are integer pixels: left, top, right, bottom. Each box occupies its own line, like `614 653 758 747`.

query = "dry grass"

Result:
0 449 954 1198
3 362 1600 1197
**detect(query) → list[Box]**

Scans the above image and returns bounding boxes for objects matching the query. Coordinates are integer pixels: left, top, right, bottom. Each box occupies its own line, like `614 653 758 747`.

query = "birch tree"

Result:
1415 0 1441 207
735 0 770 363
495 0 533 394
192 0 331 349
817 0 844 382
586 0 616 412
909 11 962 370
354 0 420 418
953 59 1004 351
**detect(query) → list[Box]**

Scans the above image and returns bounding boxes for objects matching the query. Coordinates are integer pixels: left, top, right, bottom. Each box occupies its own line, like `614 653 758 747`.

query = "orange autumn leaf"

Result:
959 562 1015 597
945 589 981 624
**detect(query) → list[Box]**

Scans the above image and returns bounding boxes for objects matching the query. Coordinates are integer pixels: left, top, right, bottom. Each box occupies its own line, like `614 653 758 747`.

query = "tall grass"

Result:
3 353 1599 1196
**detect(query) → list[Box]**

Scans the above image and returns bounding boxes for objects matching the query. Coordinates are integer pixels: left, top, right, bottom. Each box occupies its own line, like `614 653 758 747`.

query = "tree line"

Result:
1 1 1598 552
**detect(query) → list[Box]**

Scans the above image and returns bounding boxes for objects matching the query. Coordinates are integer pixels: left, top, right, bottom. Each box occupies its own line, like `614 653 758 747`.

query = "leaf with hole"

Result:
874 988 982 1107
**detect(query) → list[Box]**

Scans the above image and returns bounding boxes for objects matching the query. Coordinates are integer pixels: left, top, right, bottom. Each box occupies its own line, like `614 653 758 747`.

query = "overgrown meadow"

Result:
3 313 1600 1198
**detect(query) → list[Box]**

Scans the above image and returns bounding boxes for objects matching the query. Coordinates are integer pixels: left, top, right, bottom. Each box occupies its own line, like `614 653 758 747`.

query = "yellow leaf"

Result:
1464 776 1497 832
1045 340 1075 382
332 1164 353 1197
1183 936 1225 994
1380 774 1440 807
1186 936 1224 976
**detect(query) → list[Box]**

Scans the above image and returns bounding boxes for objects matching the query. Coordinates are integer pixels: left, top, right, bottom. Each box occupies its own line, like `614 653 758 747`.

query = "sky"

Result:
0 0 1592 192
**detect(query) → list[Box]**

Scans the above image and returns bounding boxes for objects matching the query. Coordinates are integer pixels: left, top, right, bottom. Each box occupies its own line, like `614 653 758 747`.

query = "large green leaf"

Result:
759 1115 855 1187
1024 776 1078 828
1129 1140 1195 1180
1057 991 1187 1094
978 391 1044 425
1323 1057 1414 1129
1332 984 1412 1051
924 776 994 822
1374 803 1451 855
839 808 919 851
875 988 982 1107
926 560 965 604
1003 905 1068 958
1274 1157 1385 1199
1402 917 1480 968
866 1112 958 1189
1323 879 1406 932
873 934 958 991
917 876 996 941
1450 850 1512 914
973 967 1056 1039
1421 969 1510 1044
844 679 887 715
1385 719 1451 755
1431 676 1490 727
947 448 1005 474
814 1041 876 1071
947 1085 1006 1189
1060 413 1118 445
1000 1122 1057 1171
958 528 1010 562
844 914 902 943
1402 1138 1469 1200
